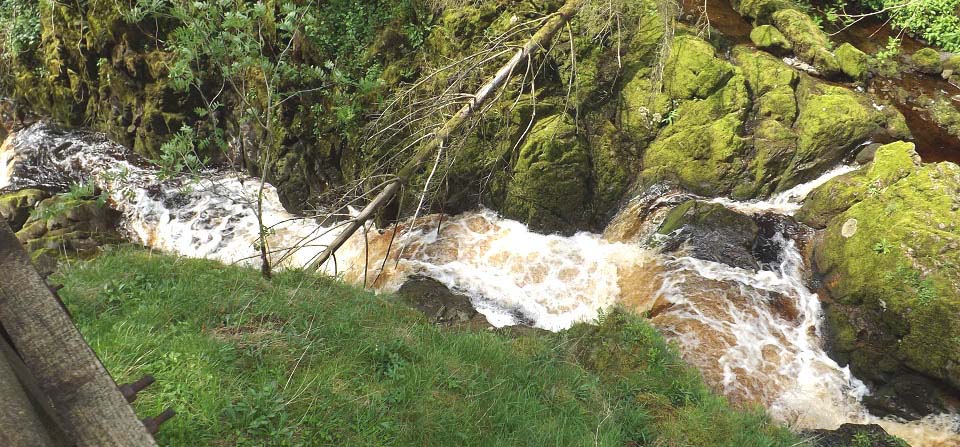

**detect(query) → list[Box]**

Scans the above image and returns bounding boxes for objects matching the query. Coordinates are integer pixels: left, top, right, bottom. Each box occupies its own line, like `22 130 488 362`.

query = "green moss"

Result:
797 141 919 228
731 0 796 22
770 9 840 77
662 35 735 100
835 43 869 81
733 46 798 123
749 25 792 53
813 161 960 389
503 113 591 234
742 119 797 197
620 72 673 142
945 55 960 72
0 188 49 230
910 48 943 74
776 77 882 190
931 96 960 137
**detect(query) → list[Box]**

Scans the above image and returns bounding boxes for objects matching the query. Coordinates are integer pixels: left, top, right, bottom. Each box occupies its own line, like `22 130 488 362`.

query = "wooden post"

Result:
0 220 158 446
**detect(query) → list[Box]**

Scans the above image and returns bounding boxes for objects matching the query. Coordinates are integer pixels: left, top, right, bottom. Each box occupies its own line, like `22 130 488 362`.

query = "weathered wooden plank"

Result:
0 219 157 446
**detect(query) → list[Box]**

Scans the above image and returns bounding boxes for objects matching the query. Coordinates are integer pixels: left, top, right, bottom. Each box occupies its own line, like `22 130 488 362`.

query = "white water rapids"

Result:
2 123 958 445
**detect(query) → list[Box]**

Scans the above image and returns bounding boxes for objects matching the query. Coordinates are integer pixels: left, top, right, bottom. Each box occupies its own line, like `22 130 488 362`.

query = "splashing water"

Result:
2 123 957 445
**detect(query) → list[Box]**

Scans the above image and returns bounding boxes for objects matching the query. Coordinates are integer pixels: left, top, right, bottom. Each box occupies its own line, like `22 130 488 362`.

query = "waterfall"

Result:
2 122 958 446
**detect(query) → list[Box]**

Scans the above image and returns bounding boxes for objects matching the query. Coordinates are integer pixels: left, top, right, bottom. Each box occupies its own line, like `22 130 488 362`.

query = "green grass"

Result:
56 246 804 446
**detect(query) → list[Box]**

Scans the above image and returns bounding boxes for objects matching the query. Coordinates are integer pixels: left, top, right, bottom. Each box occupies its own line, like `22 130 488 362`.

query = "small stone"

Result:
911 48 943 74
841 218 858 237
944 69 955 79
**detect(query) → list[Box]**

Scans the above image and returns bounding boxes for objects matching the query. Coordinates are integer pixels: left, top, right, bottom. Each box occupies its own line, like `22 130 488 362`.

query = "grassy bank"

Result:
56 247 803 446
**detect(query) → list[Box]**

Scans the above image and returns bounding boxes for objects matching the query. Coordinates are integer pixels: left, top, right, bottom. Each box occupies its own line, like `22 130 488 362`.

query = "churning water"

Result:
2 122 957 445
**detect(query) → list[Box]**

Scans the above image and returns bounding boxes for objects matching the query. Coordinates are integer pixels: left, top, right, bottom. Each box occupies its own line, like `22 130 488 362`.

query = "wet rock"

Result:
0 189 50 231
503 113 590 235
810 158 960 404
862 374 954 420
835 42 869 81
749 25 792 55
854 142 883 164
804 423 910 447
656 200 760 270
15 193 122 260
910 48 943 75
798 141 920 228
397 275 490 328
930 95 960 138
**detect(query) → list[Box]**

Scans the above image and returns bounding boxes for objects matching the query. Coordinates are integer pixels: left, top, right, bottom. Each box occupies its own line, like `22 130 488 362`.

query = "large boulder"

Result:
731 0 795 22
503 113 591 234
776 77 885 190
797 141 920 228
750 25 793 55
655 200 761 270
770 9 840 77
733 46 798 123
835 42 869 81
397 275 490 328
807 156 960 413
661 35 735 100
15 192 122 261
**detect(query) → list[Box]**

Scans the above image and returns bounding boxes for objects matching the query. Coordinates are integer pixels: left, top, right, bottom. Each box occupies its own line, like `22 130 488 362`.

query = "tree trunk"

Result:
308 0 586 272
0 220 157 446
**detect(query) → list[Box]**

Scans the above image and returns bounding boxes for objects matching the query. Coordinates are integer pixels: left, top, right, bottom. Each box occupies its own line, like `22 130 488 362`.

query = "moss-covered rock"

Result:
0 189 50 231
744 119 798 197
797 141 920 228
15 194 122 260
749 25 793 54
835 43 869 81
910 48 943 74
503 113 591 234
811 160 960 397
640 65 753 196
733 46 798 123
770 9 841 77
662 35 735 100
731 0 796 22
776 77 883 190
931 96 960 137
656 199 761 269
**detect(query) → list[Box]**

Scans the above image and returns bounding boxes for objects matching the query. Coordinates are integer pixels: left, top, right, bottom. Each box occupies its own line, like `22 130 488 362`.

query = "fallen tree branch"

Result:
307 0 586 272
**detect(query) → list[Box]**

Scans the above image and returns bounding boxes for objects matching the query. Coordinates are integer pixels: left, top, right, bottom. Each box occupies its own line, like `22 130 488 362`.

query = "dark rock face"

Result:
804 423 910 447
862 374 955 420
397 275 490 328
656 200 760 270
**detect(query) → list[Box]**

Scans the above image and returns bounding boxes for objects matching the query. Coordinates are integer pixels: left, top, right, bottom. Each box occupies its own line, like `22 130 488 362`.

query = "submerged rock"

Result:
397 275 490 328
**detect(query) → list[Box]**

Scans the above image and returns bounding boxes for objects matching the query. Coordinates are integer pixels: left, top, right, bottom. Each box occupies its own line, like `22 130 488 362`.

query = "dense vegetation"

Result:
56 247 801 446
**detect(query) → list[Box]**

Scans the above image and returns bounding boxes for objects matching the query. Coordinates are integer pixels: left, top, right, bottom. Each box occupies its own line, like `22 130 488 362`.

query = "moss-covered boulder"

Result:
797 141 920 228
910 48 943 74
770 9 841 77
835 43 869 81
640 59 752 196
731 0 796 22
749 25 793 55
661 35 735 100
810 159 960 402
0 189 50 231
503 113 591 234
733 46 798 123
16 194 122 259
945 55 960 72
776 77 884 190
